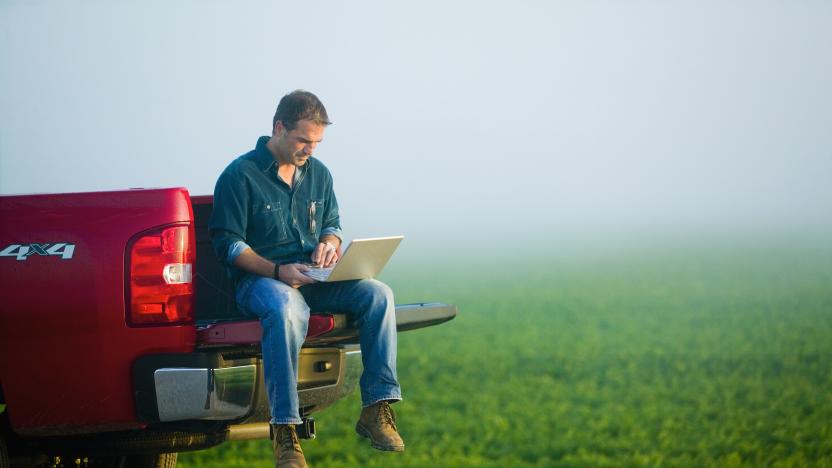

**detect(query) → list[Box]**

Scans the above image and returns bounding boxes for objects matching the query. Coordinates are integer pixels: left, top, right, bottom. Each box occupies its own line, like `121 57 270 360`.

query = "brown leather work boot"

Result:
272 424 308 468
355 401 405 452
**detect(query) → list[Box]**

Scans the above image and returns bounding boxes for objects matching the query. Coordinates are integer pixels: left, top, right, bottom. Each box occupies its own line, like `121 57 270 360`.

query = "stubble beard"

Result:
293 152 310 167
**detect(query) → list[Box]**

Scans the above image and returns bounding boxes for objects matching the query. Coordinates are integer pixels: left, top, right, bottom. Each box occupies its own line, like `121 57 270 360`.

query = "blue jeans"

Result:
236 275 402 424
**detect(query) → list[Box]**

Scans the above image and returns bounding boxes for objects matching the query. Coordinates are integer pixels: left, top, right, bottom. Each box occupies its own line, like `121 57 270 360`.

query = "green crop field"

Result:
179 239 832 467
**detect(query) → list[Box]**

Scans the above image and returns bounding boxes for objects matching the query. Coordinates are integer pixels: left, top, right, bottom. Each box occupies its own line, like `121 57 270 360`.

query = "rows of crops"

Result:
180 241 832 467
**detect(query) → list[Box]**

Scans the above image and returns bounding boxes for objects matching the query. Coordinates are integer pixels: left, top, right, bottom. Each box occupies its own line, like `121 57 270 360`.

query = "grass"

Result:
178 240 832 467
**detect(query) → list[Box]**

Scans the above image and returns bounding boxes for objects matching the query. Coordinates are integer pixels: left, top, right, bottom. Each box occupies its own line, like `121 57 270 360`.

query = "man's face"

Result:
272 119 326 167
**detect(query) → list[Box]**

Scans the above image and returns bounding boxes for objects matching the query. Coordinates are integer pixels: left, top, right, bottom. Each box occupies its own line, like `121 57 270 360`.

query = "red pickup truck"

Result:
0 187 456 467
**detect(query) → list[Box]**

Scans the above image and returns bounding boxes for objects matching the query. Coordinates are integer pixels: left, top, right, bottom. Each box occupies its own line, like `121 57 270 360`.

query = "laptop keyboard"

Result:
303 266 334 282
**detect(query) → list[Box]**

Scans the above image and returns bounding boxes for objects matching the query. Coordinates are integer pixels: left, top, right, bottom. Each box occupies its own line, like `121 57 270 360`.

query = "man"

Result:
209 90 403 468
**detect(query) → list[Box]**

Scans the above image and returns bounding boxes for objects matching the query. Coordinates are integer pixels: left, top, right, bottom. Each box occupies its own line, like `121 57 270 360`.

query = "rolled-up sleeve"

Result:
320 173 342 241
209 170 250 267
226 240 251 265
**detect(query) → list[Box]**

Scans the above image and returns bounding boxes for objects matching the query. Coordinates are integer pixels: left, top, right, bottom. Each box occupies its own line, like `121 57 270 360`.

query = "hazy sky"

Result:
2 1 830 251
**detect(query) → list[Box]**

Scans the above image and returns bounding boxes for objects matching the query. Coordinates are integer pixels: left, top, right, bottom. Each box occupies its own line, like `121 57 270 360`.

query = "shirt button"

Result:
266 204 271 209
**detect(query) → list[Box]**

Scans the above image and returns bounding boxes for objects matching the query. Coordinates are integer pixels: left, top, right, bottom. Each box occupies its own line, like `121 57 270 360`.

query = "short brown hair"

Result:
273 90 332 131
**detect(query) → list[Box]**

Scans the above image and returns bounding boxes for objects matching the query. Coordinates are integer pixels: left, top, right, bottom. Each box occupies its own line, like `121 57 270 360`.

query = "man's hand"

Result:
277 263 317 288
311 241 339 267
232 247 318 287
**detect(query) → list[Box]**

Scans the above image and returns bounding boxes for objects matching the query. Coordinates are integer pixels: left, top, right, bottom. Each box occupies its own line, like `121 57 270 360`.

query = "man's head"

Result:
269 90 332 167
273 90 331 132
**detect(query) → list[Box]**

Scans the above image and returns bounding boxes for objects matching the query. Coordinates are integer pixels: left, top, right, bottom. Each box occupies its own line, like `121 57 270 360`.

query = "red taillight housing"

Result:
126 223 195 326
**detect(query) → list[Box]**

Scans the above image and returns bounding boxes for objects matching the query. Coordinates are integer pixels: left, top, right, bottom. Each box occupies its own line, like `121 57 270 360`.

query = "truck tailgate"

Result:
196 302 457 348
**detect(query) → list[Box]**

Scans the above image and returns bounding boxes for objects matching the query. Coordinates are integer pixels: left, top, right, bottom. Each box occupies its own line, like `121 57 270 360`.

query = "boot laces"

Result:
278 425 303 453
379 402 397 430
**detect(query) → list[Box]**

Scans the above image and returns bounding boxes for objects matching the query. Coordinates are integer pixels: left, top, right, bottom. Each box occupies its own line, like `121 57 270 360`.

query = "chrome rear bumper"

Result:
134 347 361 424
154 365 257 422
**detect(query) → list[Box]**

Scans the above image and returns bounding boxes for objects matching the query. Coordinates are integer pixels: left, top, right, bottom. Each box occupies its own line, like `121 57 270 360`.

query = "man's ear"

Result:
273 120 285 138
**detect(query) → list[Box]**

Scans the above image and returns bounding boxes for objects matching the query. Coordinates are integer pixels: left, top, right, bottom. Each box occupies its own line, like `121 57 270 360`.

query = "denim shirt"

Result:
209 136 342 280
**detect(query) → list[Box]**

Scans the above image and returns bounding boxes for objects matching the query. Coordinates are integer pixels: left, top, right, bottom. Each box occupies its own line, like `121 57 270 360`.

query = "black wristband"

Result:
273 262 280 280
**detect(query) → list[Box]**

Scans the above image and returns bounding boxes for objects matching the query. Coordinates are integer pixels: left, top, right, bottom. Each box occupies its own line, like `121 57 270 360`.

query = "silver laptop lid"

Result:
304 235 404 282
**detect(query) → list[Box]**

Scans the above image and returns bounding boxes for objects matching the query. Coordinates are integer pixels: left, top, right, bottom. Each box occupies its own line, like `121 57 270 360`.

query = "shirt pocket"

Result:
300 198 325 237
251 200 289 245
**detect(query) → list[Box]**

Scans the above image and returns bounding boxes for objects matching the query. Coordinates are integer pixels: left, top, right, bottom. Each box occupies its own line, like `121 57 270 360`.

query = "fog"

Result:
2 1 830 256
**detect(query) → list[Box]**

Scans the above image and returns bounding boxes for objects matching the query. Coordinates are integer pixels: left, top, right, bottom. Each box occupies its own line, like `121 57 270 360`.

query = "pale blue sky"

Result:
2 1 831 253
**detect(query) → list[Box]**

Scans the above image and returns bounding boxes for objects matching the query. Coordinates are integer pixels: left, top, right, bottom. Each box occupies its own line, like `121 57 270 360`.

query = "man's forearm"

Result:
233 246 316 288
232 248 277 278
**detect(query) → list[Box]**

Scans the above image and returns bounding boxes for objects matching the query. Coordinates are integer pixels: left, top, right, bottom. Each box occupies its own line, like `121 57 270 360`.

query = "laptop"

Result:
302 235 404 282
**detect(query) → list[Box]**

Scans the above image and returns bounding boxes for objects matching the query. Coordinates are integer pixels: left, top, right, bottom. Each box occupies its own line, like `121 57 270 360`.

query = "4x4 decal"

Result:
0 243 76 260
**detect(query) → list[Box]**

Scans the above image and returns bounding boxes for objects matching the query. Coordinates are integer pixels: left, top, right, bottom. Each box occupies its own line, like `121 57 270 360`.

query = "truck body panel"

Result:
0 188 196 436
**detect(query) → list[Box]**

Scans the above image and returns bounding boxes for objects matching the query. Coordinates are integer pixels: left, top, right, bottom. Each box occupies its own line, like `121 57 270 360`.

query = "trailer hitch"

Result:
269 416 315 440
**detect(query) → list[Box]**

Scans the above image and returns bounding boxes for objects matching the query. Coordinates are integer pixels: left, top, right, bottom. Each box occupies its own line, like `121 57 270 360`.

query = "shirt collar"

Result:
252 135 308 180
253 136 277 172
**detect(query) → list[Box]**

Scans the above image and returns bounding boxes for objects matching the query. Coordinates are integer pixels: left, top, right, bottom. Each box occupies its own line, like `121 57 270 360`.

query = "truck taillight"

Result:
126 224 195 326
